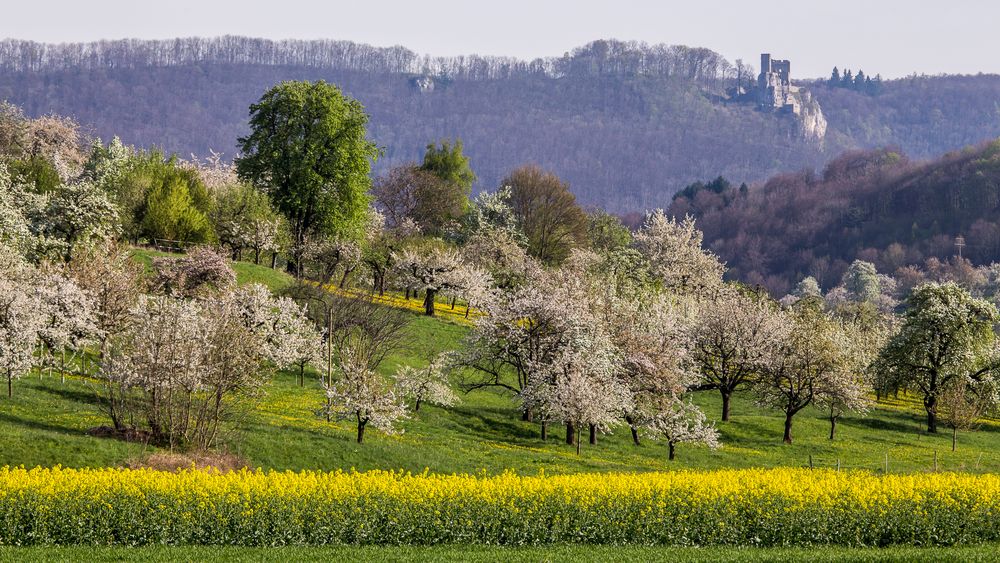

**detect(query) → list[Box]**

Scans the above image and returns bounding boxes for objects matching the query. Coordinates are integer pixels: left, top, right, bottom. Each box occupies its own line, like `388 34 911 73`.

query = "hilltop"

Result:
4 37 1000 211
670 140 1000 294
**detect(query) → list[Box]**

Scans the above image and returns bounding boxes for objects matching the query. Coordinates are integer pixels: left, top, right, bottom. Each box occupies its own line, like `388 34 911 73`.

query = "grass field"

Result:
4 251 1000 558
2 545 999 562
2 251 1000 474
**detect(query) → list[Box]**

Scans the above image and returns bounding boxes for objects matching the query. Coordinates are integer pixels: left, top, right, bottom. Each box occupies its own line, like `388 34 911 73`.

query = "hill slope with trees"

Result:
4 37 1000 211
669 141 1000 295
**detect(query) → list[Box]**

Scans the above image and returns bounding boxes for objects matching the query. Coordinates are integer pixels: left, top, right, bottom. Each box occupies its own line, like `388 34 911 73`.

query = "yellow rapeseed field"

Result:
0 466 998 546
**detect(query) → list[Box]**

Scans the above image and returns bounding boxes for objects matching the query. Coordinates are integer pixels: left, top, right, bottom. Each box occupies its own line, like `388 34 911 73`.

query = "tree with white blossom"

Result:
318 294 411 441
396 353 459 412
520 329 630 453
634 211 725 296
36 269 96 382
0 271 45 397
755 301 852 444
645 395 721 460
323 348 408 443
394 245 490 316
691 288 787 421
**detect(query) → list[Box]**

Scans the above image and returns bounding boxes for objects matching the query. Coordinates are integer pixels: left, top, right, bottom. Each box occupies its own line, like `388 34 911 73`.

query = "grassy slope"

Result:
2 249 1000 474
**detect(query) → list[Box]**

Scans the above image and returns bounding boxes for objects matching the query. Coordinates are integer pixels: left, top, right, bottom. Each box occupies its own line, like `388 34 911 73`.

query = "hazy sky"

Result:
0 0 994 78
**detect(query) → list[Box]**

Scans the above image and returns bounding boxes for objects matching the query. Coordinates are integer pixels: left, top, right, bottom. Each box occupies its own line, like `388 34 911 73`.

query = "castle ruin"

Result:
754 53 827 140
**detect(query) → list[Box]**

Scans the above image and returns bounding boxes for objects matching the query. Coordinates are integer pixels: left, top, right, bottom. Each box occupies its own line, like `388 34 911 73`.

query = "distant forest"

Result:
670 141 1000 295
2 37 1000 212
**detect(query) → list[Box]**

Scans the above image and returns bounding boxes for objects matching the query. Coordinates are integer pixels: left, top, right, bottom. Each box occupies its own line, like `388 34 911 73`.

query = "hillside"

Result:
4 37 1000 211
669 141 1000 294
3 250 999 477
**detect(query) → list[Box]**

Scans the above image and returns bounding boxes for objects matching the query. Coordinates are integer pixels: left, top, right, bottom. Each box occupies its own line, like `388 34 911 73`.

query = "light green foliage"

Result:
586 209 631 252
236 81 379 255
420 139 476 191
141 176 213 243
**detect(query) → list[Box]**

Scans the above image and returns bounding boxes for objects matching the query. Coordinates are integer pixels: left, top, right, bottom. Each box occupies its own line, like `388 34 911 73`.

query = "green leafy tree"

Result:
141 176 213 244
420 139 476 191
876 282 1000 433
587 209 631 252
236 81 379 276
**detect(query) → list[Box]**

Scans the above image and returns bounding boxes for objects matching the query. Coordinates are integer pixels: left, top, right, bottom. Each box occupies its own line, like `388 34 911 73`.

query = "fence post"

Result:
836 459 840 472
884 452 889 474
809 454 813 469
934 450 938 472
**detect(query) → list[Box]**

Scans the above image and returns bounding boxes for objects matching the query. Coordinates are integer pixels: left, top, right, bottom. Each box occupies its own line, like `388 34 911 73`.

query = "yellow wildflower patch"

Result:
0 467 998 546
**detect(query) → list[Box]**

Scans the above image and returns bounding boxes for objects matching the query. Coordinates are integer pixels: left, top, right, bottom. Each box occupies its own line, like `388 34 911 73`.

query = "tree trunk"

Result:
6 371 11 398
450 296 456 310
566 422 576 445
589 424 597 445
668 441 676 460
626 416 641 446
953 427 958 452
576 427 581 455
339 268 352 289
925 394 938 433
405 288 410 300
254 248 261 265
271 252 278 269
414 398 422 412
298 364 304 387
721 389 732 422
357 420 366 444
540 420 547 440
829 414 838 440
522 408 533 422
783 411 794 444
423 288 437 316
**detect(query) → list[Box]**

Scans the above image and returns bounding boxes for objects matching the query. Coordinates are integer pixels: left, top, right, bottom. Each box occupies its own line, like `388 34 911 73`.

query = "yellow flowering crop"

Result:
0 466 998 546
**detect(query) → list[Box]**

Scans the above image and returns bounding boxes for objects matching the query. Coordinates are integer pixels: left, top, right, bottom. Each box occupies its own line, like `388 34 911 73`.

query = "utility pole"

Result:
955 235 966 259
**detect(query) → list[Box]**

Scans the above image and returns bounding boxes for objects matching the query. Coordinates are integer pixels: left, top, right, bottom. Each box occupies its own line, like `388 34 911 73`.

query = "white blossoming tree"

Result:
645 395 721 460
634 211 725 296
396 353 459 412
324 349 408 443
0 275 45 397
691 288 788 421
36 270 96 382
394 246 490 316
521 332 631 454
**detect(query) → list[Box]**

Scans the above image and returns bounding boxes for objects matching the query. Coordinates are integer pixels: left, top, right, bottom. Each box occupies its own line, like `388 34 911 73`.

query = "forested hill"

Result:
3 37 1000 211
669 141 1000 296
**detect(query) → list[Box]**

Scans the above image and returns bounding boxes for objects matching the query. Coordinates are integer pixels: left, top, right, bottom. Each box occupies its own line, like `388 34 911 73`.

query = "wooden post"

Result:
934 450 938 472
808 454 813 469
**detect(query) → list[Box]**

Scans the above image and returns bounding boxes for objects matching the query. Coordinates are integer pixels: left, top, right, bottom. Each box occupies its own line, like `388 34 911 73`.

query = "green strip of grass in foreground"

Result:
2 545 999 563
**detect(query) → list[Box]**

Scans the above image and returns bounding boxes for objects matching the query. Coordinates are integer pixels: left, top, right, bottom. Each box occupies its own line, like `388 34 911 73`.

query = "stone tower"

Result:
758 53 794 112
754 53 827 140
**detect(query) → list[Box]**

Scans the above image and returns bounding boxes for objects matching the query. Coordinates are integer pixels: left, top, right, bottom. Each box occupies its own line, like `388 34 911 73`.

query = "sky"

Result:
0 0 995 79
